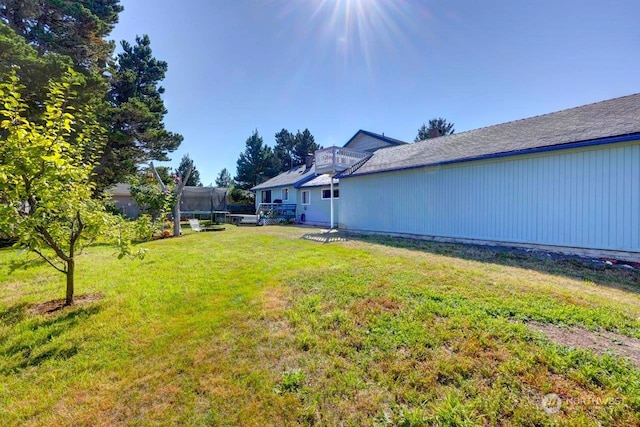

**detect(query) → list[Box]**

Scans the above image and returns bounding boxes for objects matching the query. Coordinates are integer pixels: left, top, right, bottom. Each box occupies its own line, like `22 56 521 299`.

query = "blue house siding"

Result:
299 187 340 226
339 140 640 255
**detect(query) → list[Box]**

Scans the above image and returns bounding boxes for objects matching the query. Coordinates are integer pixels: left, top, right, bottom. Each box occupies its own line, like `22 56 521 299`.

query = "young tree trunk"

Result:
173 197 181 236
66 258 74 305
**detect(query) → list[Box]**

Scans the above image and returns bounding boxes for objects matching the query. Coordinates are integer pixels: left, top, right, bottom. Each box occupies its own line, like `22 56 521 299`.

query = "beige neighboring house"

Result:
107 183 140 218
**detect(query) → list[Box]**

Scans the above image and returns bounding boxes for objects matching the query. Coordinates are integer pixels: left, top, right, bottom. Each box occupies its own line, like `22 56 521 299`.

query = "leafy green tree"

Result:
129 178 174 222
0 23 74 117
415 118 455 142
215 168 232 187
175 154 201 186
292 129 319 166
0 71 115 305
149 161 192 237
0 22 107 145
228 187 254 204
235 130 278 190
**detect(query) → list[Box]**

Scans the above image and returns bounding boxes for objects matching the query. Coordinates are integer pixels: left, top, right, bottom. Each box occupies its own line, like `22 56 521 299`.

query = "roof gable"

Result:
343 130 407 152
344 94 640 177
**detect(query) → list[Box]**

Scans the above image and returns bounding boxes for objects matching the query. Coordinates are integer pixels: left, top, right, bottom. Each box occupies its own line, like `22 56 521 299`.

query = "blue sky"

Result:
110 0 640 185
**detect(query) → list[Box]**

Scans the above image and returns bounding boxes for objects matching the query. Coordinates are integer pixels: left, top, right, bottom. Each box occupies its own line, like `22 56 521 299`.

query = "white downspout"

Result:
330 177 334 230
330 148 336 230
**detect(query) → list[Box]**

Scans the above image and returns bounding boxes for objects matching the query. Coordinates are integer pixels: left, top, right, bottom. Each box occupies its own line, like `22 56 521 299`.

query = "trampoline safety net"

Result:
179 187 228 218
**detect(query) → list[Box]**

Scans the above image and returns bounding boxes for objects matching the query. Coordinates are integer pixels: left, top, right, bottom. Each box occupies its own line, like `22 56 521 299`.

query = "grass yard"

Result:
1 226 640 425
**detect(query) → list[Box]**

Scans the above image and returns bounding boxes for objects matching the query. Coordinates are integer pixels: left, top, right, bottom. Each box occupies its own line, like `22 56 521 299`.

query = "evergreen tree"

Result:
0 0 122 72
0 22 108 152
97 34 183 189
292 129 319 166
274 128 295 172
175 154 201 186
415 118 455 142
215 168 232 187
235 130 278 190
1 2 182 191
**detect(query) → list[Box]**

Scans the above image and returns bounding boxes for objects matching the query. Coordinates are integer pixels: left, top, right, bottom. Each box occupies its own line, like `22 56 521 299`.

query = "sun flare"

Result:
269 0 420 74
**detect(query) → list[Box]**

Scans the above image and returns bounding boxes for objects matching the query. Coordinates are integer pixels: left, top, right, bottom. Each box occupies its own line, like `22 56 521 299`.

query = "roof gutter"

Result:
341 132 640 179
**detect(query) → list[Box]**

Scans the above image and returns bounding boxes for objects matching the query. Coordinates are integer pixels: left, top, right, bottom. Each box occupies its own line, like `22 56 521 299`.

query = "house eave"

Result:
341 132 640 179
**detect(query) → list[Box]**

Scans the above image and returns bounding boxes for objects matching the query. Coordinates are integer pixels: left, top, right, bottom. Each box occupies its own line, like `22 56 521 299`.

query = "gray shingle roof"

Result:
300 174 338 188
343 93 640 177
251 164 316 191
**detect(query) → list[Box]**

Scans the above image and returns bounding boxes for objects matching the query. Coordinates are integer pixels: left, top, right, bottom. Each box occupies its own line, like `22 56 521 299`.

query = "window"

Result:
302 190 310 205
261 190 271 203
282 188 289 201
321 188 339 199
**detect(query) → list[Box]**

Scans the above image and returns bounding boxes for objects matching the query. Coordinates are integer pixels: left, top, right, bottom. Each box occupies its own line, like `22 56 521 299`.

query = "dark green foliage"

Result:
0 22 108 144
215 168 232 188
234 130 278 190
96 34 183 190
274 128 319 172
129 181 174 222
274 128 295 171
0 0 122 71
175 154 201 187
228 187 254 204
2 1 181 191
292 129 319 167
415 118 455 142
138 165 172 186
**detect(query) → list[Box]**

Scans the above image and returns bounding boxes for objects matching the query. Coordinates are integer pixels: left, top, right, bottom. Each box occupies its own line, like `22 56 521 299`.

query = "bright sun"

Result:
305 0 412 68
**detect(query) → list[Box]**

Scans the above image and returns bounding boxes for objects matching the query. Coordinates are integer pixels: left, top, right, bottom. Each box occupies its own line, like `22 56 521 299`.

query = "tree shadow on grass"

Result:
0 302 29 327
0 301 102 374
301 231 640 294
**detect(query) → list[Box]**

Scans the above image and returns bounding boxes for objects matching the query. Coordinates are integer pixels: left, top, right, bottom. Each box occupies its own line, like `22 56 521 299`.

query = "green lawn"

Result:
1 226 640 425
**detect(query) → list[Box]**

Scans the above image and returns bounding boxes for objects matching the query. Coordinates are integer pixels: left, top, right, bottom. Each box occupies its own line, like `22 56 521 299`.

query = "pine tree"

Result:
0 0 122 71
274 129 295 172
97 34 183 189
235 130 278 190
292 129 319 166
415 118 455 142
215 168 232 187
175 154 201 186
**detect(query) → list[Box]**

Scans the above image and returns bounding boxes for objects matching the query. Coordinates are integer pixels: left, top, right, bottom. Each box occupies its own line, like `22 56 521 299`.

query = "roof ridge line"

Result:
426 93 640 142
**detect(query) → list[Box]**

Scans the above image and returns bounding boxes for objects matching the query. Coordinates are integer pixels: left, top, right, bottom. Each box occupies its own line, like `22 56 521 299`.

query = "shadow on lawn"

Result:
302 231 640 293
301 231 350 244
0 303 101 374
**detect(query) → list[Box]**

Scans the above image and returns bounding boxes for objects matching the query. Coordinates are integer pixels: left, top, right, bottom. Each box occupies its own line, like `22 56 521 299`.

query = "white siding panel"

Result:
339 141 640 253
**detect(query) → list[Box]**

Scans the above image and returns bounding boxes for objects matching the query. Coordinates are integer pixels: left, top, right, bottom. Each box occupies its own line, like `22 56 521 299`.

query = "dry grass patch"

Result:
527 321 640 369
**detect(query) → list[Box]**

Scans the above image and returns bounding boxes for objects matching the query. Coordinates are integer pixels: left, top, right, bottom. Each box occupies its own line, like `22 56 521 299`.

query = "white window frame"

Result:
281 187 289 201
302 190 310 205
321 188 339 200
